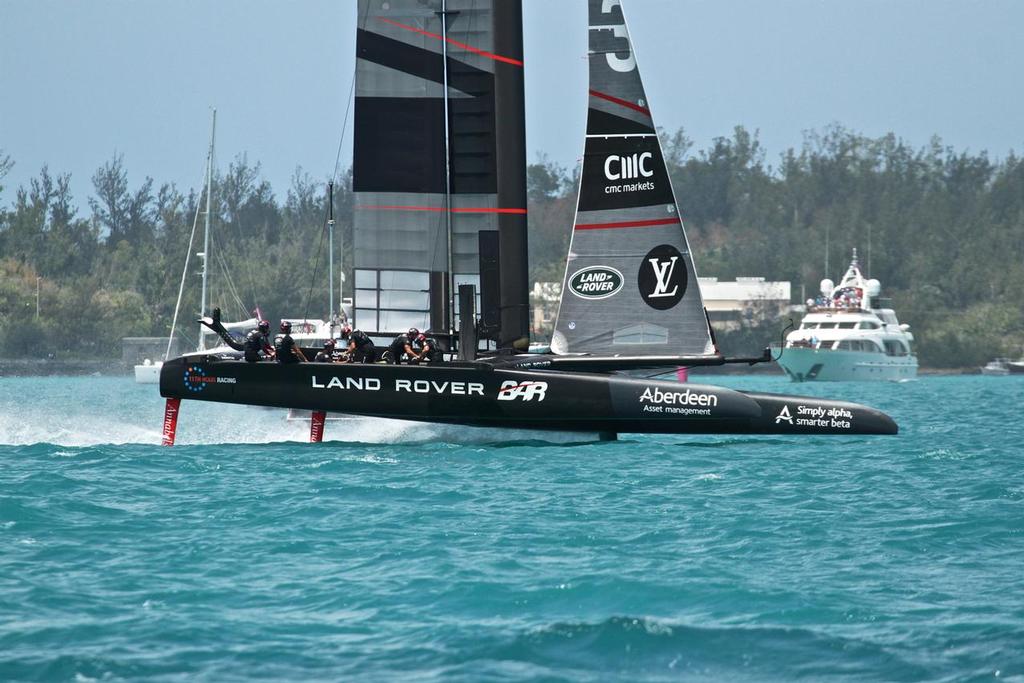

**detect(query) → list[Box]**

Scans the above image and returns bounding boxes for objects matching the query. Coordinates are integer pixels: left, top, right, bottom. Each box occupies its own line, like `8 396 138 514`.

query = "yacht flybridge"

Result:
777 250 917 382
156 0 898 443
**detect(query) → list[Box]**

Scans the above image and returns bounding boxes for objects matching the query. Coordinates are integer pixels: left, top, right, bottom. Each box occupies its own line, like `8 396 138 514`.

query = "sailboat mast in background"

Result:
198 109 216 351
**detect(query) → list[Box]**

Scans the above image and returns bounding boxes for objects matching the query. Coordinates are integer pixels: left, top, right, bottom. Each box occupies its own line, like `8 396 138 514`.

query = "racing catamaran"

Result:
157 0 897 443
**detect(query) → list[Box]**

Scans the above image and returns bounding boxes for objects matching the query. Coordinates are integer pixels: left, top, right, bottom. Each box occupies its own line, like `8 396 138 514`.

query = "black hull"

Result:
159 356 897 436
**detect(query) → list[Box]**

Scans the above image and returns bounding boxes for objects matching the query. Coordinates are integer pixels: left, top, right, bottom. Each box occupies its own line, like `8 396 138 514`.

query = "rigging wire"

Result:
214 148 264 317
299 1 366 327
221 160 263 316
330 0 369 185
331 69 357 186
300 206 330 324
210 230 249 319
163 166 207 360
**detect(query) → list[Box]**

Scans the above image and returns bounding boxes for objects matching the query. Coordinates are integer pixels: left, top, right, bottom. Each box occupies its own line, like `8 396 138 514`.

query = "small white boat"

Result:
134 358 162 383
981 358 1010 376
776 250 918 382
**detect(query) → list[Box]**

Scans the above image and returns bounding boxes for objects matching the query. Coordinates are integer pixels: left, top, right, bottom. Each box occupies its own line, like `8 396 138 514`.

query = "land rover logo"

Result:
638 244 687 310
568 266 624 300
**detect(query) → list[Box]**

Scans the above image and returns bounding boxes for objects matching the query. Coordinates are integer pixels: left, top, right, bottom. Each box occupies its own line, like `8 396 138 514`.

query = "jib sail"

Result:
352 0 528 344
551 0 715 357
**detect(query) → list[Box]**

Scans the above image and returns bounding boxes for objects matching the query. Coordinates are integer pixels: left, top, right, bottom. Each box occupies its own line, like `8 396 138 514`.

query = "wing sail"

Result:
353 1 527 339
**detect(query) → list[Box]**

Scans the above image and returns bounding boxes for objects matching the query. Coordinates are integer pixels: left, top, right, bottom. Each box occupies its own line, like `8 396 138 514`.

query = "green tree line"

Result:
2 125 1023 367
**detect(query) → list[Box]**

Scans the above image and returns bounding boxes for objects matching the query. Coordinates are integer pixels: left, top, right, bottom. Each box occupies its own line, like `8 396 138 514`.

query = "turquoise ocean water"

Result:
1 374 1022 681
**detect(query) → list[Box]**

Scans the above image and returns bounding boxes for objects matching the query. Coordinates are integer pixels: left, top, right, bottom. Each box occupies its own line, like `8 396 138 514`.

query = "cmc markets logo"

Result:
604 152 653 181
568 266 624 300
183 365 207 393
497 380 548 402
638 244 686 310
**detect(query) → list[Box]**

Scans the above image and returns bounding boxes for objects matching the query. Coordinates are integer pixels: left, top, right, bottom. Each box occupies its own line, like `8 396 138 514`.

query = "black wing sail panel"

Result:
353 0 526 336
552 0 715 357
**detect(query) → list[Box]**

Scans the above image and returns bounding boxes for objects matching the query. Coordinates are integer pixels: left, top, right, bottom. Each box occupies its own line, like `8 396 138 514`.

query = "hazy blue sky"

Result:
2 0 1021 205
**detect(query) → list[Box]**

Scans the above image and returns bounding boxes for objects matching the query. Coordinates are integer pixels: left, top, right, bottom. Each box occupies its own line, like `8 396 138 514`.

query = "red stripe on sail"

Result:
378 17 524 67
452 207 526 215
575 217 681 231
589 89 651 116
358 205 527 215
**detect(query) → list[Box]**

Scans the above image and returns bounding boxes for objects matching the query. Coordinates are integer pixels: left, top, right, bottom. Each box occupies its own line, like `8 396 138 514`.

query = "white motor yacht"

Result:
776 250 918 382
981 358 1011 376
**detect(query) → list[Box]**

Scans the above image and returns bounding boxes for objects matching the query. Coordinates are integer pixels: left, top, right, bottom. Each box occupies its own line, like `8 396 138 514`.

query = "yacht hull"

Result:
159 356 897 436
777 347 917 382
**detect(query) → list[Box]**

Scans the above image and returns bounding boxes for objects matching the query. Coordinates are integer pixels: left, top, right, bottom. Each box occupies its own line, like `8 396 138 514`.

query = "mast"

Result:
825 223 830 279
439 0 456 339
493 0 529 350
867 223 872 276
328 181 335 328
198 108 216 351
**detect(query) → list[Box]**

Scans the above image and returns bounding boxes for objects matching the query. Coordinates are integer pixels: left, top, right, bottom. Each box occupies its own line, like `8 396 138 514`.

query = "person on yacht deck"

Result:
274 321 307 364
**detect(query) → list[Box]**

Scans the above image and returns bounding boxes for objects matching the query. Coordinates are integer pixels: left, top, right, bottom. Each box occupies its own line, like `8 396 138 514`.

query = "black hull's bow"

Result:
159 356 897 436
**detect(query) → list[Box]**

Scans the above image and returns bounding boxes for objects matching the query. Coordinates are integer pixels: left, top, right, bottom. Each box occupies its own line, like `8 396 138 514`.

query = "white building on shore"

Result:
699 277 792 330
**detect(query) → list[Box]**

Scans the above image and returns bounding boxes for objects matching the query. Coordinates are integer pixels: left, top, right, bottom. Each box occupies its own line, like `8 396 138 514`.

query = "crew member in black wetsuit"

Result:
412 333 441 364
243 320 274 363
314 339 338 363
274 321 307 364
342 325 375 363
387 328 419 364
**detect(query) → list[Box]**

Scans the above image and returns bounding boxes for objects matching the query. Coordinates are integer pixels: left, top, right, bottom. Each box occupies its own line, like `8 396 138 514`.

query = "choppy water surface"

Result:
1 375 1022 681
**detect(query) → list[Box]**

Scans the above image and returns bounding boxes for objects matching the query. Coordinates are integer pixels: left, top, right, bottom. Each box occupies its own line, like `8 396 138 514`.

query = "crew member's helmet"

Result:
280 321 292 334
324 339 336 349
408 327 420 338
258 320 270 334
341 325 352 339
